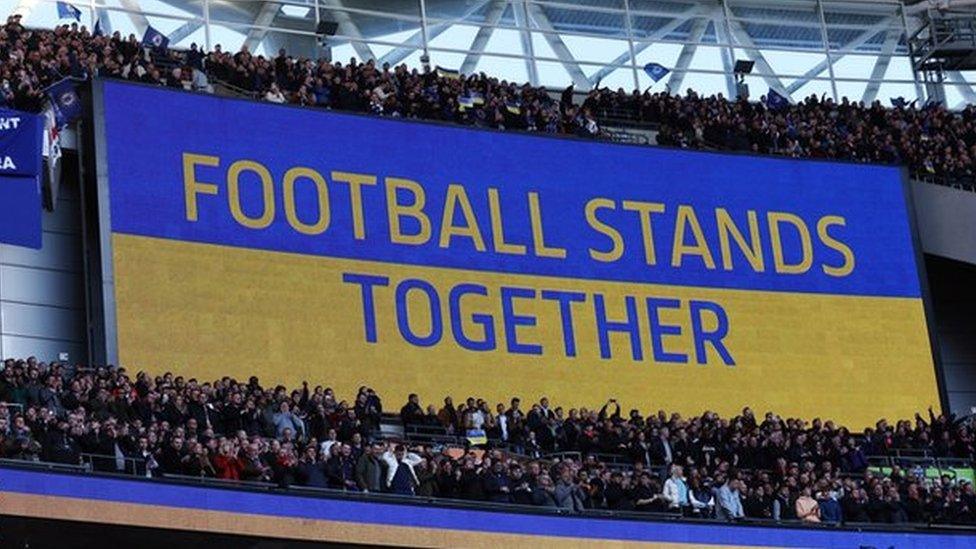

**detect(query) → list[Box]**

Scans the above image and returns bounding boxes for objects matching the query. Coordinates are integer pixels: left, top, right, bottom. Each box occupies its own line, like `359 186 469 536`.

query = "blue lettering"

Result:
395 279 443 347
594 294 643 361
541 290 586 357
690 300 735 365
501 287 542 355
342 273 390 343
449 283 496 351
646 298 688 363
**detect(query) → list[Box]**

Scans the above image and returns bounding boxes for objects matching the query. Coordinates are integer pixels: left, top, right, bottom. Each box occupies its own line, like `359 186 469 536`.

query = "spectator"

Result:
795 487 821 523
715 478 745 521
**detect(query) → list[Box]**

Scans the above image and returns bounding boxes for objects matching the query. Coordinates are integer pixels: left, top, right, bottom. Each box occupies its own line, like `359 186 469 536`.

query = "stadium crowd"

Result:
2 16 976 184
1 356 975 526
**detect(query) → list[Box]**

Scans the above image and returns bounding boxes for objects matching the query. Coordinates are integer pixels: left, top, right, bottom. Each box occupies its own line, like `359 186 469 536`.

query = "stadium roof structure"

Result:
6 0 976 107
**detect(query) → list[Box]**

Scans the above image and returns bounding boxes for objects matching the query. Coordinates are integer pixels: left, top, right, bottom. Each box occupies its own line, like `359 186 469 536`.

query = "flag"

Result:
93 17 103 37
436 66 460 80
142 25 170 50
45 79 81 128
41 106 62 210
457 95 474 110
57 2 81 22
470 91 485 106
765 88 789 110
505 100 521 115
891 96 907 108
643 62 670 82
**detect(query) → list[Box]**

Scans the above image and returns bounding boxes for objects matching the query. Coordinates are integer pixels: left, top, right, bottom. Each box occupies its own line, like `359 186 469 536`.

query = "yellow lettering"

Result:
227 160 274 229
488 188 527 255
671 205 716 269
585 198 624 262
283 167 330 235
385 177 431 245
528 192 567 259
331 171 377 240
818 215 855 277
182 153 219 222
439 184 486 251
768 211 813 274
622 200 665 266
716 208 765 272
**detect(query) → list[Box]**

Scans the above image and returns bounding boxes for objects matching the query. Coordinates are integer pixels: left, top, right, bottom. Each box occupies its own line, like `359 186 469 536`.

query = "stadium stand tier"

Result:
1 356 974 528
1 16 975 187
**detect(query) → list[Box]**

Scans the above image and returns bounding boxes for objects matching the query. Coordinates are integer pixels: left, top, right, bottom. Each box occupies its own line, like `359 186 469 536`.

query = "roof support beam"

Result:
526 2 591 90
513 0 538 86
379 0 489 68
724 16 791 99
862 28 901 104
587 5 701 88
667 16 709 93
785 19 894 96
460 0 507 74
947 70 976 106
243 2 282 52
118 0 150 34
714 16 737 99
168 20 203 45
95 8 114 35
320 0 377 61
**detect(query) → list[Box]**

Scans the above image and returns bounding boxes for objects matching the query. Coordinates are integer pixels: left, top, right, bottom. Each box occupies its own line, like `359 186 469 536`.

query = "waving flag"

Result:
765 88 789 110
142 25 170 50
643 63 670 82
57 2 82 22
45 79 82 128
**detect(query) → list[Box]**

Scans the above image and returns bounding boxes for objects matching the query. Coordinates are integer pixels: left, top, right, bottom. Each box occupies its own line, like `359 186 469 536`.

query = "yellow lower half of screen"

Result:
112 233 940 428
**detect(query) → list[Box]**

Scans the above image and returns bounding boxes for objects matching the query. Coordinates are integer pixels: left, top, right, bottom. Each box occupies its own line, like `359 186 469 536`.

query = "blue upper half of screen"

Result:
102 81 922 298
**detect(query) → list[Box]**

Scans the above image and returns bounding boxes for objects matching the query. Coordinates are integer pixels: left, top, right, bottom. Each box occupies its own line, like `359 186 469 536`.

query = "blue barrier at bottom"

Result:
2 465 974 547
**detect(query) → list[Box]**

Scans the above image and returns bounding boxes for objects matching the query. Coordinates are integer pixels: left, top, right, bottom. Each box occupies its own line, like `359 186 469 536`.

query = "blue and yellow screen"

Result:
100 81 939 427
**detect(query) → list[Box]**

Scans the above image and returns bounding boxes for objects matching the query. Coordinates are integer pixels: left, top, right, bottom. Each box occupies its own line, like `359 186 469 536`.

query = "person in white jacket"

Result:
662 465 710 515
381 444 422 494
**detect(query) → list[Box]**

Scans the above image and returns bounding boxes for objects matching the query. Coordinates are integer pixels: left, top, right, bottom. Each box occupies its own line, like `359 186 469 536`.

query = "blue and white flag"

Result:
93 17 103 37
765 88 789 110
643 62 670 82
890 96 908 109
57 2 81 22
142 25 170 50
45 79 82 128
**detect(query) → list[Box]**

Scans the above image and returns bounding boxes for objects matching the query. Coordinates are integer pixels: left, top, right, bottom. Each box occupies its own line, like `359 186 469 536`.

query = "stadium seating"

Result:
1 356 973 526
2 16 974 189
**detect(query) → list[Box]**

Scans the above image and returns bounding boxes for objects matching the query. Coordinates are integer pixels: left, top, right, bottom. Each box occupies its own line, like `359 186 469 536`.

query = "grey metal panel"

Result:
912 182 976 265
41 198 83 234
947 391 976 416
0 265 84 309
0 335 84 364
943 361 976 393
0 301 85 342
0 231 83 272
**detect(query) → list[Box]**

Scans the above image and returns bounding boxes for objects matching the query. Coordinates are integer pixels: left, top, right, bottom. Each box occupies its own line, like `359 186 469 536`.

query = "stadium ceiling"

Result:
8 0 976 106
